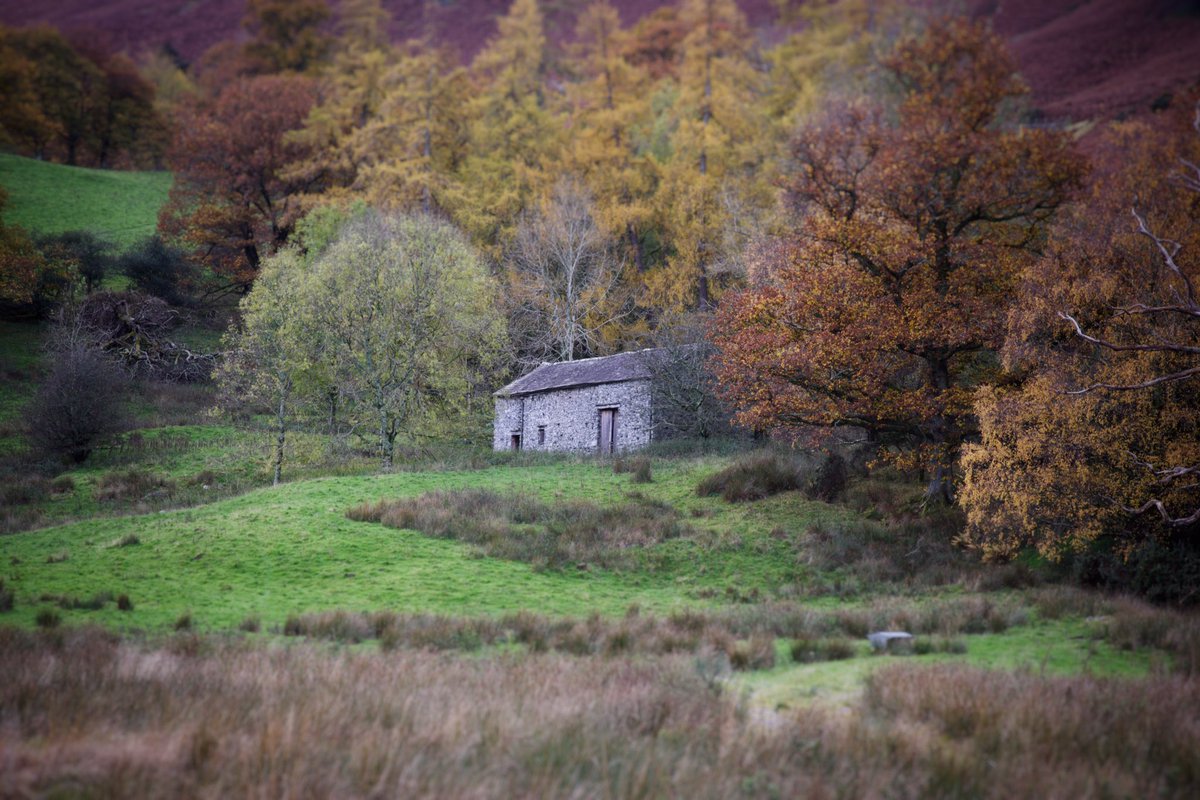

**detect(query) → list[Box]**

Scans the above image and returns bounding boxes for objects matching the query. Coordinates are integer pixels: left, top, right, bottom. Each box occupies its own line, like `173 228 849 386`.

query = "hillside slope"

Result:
3 0 1197 121
0 154 171 247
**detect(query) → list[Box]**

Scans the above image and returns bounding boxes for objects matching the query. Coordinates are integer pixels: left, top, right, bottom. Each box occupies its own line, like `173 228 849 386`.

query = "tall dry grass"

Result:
347 489 689 570
1 627 1197 798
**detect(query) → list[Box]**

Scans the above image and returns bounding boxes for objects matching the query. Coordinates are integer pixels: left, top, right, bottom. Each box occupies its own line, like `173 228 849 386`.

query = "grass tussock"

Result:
613 456 653 483
0 579 13 612
0 474 51 506
94 469 176 503
347 489 690 571
696 450 848 503
0 628 1196 799
696 451 805 502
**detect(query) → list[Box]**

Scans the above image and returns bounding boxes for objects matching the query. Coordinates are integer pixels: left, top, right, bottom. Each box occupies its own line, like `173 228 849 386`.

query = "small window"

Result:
537 426 546 446
510 433 522 451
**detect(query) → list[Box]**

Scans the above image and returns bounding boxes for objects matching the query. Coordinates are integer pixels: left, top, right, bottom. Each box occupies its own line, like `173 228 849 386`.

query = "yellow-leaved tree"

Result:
960 102 1200 568
647 0 772 311
564 0 657 272
448 0 560 259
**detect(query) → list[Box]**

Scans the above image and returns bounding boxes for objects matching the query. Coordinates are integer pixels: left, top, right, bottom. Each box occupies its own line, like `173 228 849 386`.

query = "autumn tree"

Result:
648 0 771 311
0 188 51 308
449 0 559 257
303 212 505 468
565 0 656 272
285 0 396 208
960 102 1200 561
241 0 332 75
159 74 318 292
711 19 1085 503
345 38 470 214
507 178 627 365
0 30 52 154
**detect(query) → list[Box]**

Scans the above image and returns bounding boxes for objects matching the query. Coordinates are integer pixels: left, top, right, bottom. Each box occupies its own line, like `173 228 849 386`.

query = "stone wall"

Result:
492 380 653 453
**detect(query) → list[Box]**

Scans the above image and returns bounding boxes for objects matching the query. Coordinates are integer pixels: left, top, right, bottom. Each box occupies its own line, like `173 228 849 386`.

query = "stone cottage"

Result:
492 350 658 454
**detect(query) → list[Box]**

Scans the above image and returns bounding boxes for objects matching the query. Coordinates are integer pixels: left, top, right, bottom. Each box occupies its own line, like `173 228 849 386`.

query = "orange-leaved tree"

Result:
711 18 1085 502
960 101 1200 560
159 74 317 294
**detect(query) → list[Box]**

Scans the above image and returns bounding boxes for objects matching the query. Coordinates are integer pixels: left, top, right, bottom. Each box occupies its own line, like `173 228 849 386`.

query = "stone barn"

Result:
492 350 657 454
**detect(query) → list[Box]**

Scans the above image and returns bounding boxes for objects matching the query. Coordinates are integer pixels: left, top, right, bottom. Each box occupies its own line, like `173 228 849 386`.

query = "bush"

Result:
0 474 51 506
728 634 776 671
696 452 804 502
95 469 175 503
348 490 689 571
791 637 856 663
116 235 196 305
24 342 126 463
50 475 75 494
35 608 61 628
38 230 112 293
613 456 653 483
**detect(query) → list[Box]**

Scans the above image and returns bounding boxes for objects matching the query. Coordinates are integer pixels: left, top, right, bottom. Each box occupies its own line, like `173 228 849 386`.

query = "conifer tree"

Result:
648 0 770 311
449 0 560 258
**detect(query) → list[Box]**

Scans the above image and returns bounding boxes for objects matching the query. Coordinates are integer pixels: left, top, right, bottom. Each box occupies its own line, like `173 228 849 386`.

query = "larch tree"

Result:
960 102 1200 559
286 0 396 207
711 19 1085 503
648 0 771 312
241 0 332 75
348 38 471 215
449 0 560 259
565 0 656 272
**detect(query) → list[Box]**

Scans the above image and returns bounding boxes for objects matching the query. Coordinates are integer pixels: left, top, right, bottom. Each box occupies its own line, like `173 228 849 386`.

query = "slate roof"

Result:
494 349 660 397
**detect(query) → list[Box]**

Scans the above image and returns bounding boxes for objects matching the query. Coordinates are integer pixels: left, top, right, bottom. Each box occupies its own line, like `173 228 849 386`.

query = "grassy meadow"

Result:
0 153 172 247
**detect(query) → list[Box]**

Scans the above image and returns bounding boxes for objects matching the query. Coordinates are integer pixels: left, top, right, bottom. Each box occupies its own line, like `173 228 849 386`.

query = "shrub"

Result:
35 607 61 628
95 469 176 503
38 230 112 293
347 490 690 571
0 474 51 506
24 341 127 463
631 457 653 483
728 634 776 671
117 594 133 611
116 235 196 305
50 475 75 494
696 452 804 502
791 637 856 663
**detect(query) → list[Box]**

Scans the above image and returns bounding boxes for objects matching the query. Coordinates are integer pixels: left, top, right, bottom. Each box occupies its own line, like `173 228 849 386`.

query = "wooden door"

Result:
598 409 616 455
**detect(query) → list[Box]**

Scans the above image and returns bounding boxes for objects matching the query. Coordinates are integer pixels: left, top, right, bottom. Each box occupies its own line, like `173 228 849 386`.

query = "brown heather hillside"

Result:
1 0 1198 119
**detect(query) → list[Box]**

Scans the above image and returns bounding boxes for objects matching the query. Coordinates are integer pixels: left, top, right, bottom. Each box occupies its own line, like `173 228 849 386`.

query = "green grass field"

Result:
0 153 171 247
0 459 848 630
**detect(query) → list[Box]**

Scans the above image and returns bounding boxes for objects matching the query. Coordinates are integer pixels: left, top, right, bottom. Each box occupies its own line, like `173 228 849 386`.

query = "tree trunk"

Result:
272 392 287 486
627 223 646 272
379 408 393 471
924 355 954 505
